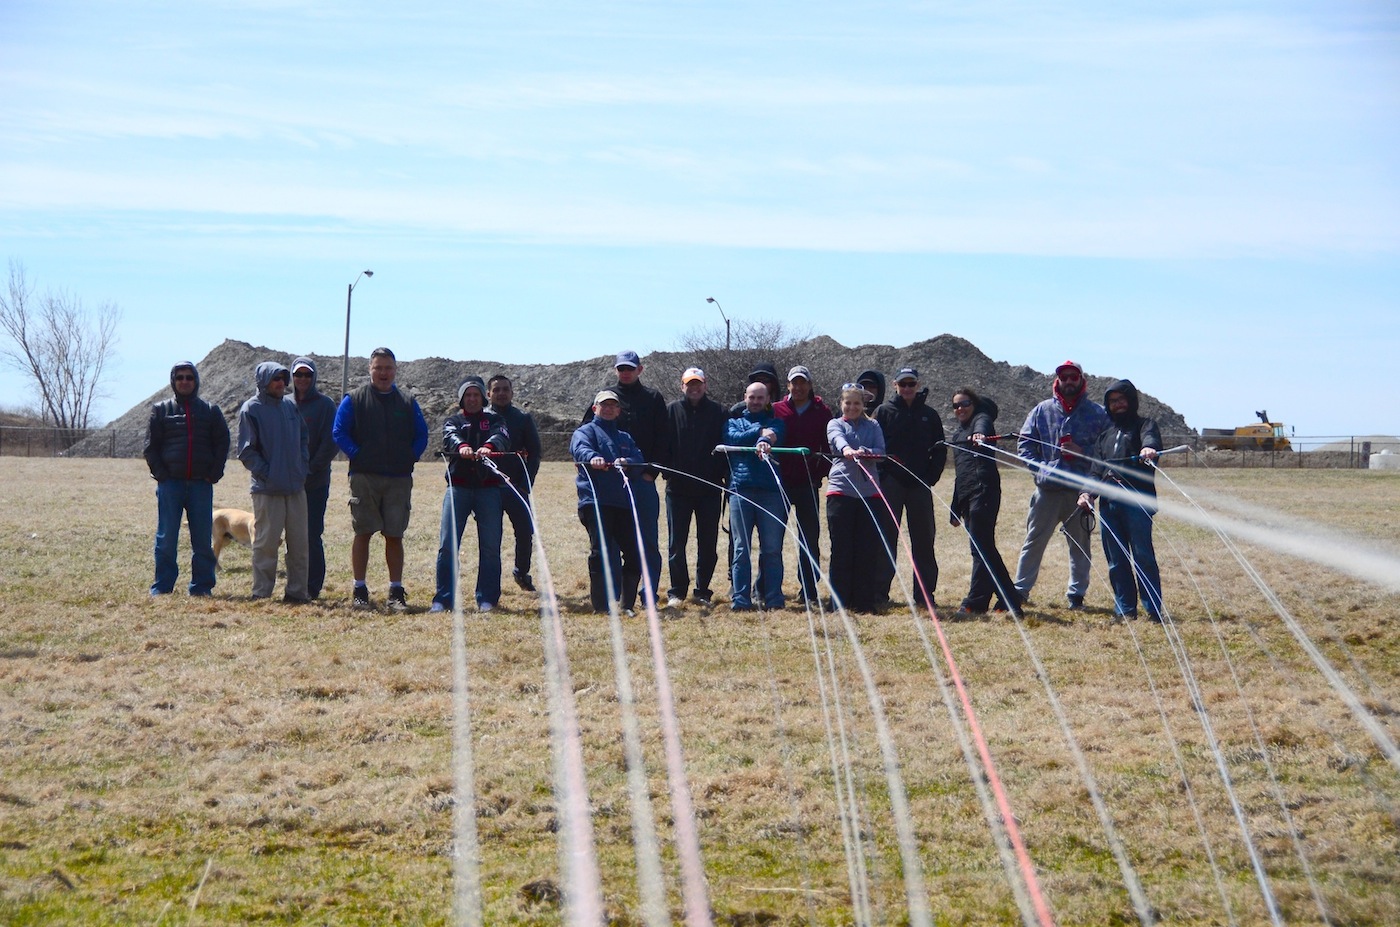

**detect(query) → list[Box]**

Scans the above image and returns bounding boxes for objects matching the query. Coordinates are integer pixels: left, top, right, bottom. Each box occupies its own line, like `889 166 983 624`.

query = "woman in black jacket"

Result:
948 387 1022 618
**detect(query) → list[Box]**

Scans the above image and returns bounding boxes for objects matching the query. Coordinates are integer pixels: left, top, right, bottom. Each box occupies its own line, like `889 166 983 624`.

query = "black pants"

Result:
666 489 721 599
784 480 823 603
502 486 533 576
961 490 1019 612
880 476 938 600
579 505 641 612
826 493 882 612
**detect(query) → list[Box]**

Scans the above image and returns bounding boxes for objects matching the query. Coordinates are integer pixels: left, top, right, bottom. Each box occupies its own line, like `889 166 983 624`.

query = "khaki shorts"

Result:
348 472 414 537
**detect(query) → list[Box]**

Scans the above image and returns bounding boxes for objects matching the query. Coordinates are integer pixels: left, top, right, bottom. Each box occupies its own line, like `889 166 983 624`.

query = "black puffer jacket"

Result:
143 362 230 483
874 387 947 487
1088 379 1162 497
950 396 1000 517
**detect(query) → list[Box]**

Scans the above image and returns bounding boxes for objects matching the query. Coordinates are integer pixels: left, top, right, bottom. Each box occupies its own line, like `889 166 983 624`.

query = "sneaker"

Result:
622 608 636 618
352 586 372 611
693 593 712 607
387 587 408 612
478 602 494 613
282 594 310 605
667 596 684 608
1116 609 1138 621
951 606 984 621
430 602 447 613
513 570 535 592
1066 595 1085 611
1147 613 1164 624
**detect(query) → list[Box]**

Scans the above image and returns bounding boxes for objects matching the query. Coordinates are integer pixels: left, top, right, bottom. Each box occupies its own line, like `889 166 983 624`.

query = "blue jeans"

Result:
305 481 330 599
1099 495 1162 618
729 488 787 609
501 484 534 576
631 476 662 608
433 485 504 609
152 479 216 595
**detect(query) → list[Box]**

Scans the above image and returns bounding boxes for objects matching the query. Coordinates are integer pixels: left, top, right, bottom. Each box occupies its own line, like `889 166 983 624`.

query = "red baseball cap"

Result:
1055 360 1083 376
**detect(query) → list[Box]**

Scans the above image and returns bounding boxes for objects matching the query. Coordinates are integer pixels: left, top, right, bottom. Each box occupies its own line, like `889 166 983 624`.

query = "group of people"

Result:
144 348 1165 623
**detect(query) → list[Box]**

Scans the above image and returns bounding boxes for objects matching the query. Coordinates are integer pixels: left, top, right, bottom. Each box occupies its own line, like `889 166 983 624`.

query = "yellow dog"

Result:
212 508 254 565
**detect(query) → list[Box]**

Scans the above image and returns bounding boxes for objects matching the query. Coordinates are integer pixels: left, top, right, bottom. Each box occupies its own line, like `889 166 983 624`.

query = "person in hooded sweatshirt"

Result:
237 361 311 601
855 368 898 606
290 357 337 600
432 376 510 613
1078 380 1164 622
572 390 646 614
144 361 231 596
1013 360 1110 611
948 387 1021 618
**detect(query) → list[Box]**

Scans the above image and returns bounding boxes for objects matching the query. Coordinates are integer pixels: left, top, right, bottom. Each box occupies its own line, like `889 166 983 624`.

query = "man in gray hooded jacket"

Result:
238 361 311 601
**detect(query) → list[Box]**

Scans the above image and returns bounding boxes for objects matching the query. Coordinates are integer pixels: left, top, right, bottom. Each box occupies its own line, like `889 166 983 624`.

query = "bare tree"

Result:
0 261 122 432
676 318 815 406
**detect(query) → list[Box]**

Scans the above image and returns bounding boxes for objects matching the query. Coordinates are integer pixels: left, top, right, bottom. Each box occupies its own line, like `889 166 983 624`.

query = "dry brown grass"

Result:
1 458 1397 925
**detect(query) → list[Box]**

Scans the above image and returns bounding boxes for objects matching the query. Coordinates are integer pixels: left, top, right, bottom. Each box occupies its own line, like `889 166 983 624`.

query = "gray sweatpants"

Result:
252 491 309 600
1013 486 1092 601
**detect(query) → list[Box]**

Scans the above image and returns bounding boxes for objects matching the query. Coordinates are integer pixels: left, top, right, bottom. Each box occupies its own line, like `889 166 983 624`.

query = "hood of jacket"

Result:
1103 378 1140 427
169 361 200 396
291 356 320 398
856 369 886 408
976 395 999 424
255 361 291 395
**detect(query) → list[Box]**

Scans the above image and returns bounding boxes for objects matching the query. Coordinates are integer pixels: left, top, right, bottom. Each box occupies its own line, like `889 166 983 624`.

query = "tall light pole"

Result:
706 297 729 351
341 270 374 400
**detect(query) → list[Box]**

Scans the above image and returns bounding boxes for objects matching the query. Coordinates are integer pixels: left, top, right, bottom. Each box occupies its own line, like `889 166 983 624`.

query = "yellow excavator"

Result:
1202 410 1292 451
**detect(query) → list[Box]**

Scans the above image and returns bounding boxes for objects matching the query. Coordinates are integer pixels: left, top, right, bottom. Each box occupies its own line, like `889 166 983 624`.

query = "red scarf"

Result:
1053 378 1082 414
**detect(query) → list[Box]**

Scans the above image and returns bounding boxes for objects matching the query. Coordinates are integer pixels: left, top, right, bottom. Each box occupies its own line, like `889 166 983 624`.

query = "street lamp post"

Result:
706 297 729 351
341 270 374 400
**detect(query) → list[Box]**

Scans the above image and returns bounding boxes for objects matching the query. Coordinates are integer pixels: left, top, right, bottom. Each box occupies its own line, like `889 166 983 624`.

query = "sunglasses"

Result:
951 400 972 410
292 371 312 378
174 375 195 382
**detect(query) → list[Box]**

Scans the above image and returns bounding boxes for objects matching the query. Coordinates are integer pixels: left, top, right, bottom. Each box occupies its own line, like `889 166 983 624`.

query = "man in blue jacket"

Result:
238 361 311 601
291 357 338 600
143 361 230 596
332 347 430 612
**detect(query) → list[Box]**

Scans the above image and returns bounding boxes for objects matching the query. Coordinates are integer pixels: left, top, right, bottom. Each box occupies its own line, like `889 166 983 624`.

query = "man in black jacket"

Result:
488 374 543 592
144 361 231 596
582 350 671 607
873 367 947 607
664 366 726 607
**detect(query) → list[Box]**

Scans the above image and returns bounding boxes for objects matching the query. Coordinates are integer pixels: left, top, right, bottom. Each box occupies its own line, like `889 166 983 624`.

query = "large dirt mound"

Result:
76 336 1193 459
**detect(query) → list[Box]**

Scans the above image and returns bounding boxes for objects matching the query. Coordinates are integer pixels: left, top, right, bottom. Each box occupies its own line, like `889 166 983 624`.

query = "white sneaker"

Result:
667 596 684 608
430 602 446 613
478 602 494 613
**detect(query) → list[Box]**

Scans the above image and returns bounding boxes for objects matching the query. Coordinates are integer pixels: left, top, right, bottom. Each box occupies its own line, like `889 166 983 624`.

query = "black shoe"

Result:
387 587 408 612
1066 595 1085 611
282 594 310 605
693 592 712 607
513 570 535 592
352 586 372 610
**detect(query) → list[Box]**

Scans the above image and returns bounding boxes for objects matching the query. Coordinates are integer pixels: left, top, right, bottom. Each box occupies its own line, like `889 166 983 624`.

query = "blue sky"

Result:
2 1 1397 439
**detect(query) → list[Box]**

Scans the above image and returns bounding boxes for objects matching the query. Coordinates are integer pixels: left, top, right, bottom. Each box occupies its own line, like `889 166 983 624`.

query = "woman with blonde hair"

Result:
824 384 886 612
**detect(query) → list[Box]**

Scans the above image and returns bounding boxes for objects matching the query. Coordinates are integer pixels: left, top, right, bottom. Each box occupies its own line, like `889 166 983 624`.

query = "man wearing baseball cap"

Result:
772 365 833 605
664 366 727 607
1013 359 1110 611
872 366 947 608
581 351 672 608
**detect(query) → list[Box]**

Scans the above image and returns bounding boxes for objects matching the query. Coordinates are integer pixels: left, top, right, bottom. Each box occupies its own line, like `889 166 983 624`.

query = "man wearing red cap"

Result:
1013 360 1110 611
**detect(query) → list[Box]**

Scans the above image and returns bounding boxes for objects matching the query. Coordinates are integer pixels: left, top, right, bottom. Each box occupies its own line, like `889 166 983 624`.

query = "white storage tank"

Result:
1371 449 1400 470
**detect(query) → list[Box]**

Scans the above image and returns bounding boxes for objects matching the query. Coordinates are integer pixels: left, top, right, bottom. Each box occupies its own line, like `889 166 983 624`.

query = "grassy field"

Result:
1 458 1397 925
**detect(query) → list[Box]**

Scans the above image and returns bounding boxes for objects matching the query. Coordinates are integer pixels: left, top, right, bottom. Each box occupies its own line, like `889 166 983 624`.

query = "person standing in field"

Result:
725 381 786 612
825 383 886 613
290 357 337 601
237 361 311 602
771 365 833 607
144 360 231 597
581 350 670 608
1013 360 1110 611
948 387 1022 619
1079 379 1164 622
432 376 510 613
332 347 430 612
572 390 646 614
487 374 542 593
664 366 727 608
873 366 947 608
